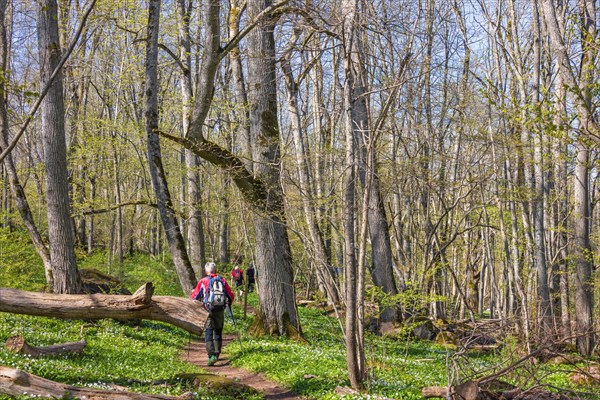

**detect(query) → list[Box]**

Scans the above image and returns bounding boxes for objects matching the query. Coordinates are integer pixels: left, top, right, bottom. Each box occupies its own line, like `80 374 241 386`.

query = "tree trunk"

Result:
144 0 196 295
219 179 230 264
529 0 553 339
38 0 82 294
541 0 596 355
281 33 341 307
349 2 399 322
0 0 52 281
342 0 365 389
176 0 205 274
245 0 299 335
0 283 208 335
574 141 593 355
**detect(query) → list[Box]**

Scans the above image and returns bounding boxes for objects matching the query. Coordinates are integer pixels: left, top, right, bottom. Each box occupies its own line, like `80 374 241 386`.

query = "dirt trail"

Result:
181 334 305 400
180 295 306 399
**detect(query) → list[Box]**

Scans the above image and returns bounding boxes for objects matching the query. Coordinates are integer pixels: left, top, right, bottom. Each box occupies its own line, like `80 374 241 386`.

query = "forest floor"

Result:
181 335 306 400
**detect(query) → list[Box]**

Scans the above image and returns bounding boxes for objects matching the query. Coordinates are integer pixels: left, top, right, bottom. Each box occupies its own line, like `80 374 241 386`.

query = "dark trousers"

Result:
205 310 225 358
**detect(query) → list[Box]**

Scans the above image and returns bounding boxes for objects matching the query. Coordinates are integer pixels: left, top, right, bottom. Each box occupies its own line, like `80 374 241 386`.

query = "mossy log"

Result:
5 335 86 357
0 283 208 335
0 366 193 400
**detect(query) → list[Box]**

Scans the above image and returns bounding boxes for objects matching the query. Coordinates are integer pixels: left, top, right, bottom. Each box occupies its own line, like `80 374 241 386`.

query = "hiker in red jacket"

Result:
190 262 234 366
231 265 244 297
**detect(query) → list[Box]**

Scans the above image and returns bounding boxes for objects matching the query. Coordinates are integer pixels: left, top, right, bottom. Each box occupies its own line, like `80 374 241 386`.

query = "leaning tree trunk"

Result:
144 0 196 294
38 0 82 294
246 0 299 335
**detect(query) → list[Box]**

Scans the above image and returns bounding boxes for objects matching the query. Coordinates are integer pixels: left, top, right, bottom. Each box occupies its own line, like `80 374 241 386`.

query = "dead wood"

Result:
334 386 395 400
5 335 87 357
0 366 193 400
0 283 208 335
422 381 572 400
422 386 449 398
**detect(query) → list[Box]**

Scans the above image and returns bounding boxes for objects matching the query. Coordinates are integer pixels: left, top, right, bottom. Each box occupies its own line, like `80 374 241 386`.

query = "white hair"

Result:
204 262 217 274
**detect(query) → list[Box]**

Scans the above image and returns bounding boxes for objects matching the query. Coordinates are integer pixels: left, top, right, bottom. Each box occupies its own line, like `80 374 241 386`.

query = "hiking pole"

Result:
226 304 244 354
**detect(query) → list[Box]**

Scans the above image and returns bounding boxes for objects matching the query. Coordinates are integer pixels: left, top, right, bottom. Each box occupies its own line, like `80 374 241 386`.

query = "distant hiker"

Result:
190 262 234 366
231 265 244 297
246 262 256 293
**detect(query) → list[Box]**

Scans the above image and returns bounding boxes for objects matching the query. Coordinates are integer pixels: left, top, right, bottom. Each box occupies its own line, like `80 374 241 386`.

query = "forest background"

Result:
1 0 600 397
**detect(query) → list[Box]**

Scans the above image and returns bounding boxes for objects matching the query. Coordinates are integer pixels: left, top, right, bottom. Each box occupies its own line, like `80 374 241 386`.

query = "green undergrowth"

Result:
0 314 227 399
225 303 452 400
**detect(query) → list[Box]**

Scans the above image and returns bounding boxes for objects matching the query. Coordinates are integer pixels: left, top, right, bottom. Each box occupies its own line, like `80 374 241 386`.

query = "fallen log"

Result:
5 335 87 357
0 366 193 400
0 283 208 335
422 386 450 398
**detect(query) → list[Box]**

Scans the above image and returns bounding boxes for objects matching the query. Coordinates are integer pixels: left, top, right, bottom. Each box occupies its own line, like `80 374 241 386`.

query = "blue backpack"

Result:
204 276 227 311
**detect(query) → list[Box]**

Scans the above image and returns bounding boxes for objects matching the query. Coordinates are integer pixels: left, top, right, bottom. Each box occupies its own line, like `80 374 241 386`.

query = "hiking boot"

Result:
207 355 217 366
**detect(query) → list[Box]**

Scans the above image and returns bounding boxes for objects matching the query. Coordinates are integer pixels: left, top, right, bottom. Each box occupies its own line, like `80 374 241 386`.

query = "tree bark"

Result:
246 0 299 335
144 0 196 294
0 366 192 400
38 0 82 294
0 283 208 335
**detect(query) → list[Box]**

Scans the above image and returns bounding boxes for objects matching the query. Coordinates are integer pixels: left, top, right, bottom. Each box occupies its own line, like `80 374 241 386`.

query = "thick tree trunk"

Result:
0 283 208 335
0 366 192 400
38 0 82 294
144 0 196 294
246 0 299 335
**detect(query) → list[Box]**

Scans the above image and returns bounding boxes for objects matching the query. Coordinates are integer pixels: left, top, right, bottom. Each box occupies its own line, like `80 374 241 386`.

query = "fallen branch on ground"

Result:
0 366 193 399
5 336 87 357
